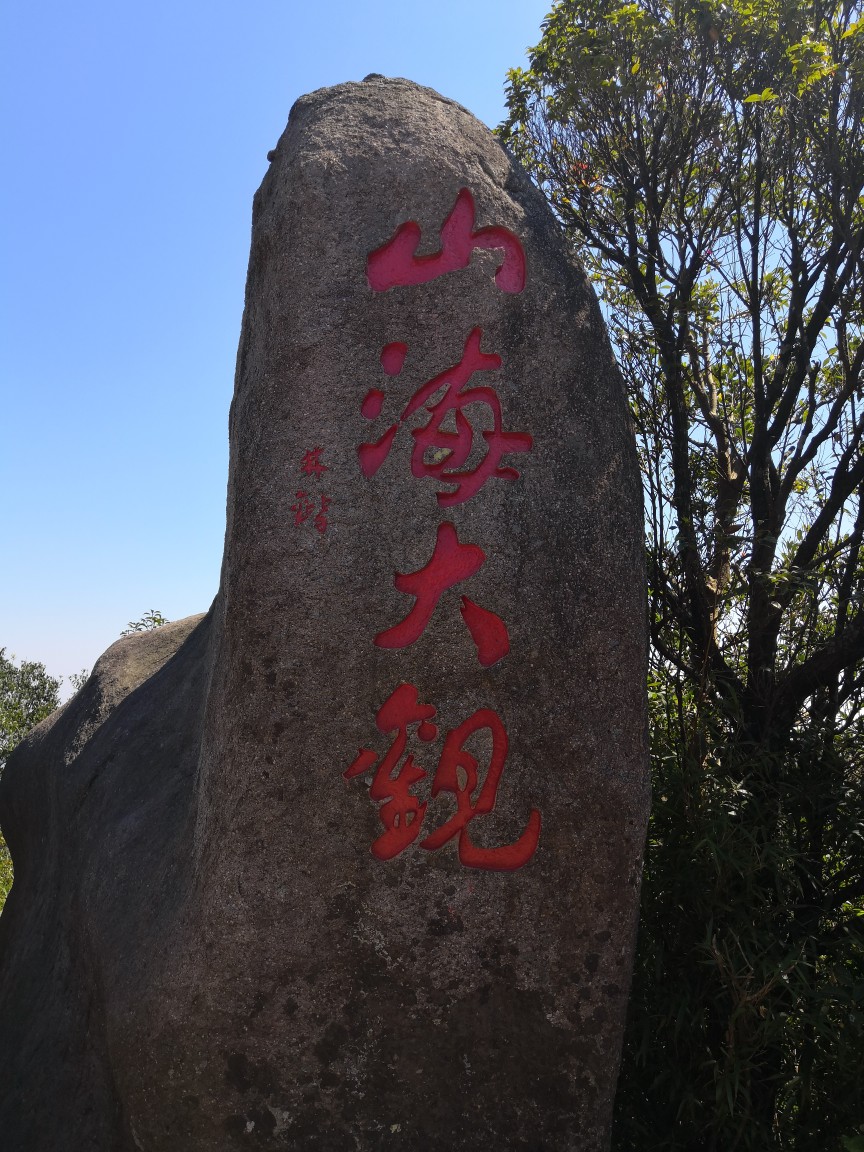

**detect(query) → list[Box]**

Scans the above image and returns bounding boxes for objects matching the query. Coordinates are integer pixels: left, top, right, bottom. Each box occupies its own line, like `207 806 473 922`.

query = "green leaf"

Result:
744 87 778 103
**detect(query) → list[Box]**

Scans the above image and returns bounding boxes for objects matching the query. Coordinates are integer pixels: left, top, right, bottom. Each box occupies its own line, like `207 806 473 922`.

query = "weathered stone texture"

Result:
0 77 649 1151
0 614 211 1151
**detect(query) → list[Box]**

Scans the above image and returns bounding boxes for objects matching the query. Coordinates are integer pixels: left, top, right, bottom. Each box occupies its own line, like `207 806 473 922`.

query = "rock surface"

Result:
0 77 649 1151
0 613 212 1151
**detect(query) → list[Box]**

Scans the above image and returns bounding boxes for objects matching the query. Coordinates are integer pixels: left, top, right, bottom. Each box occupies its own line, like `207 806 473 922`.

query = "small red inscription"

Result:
344 684 541 870
291 490 315 526
294 449 331 534
375 521 509 666
358 328 533 507
314 494 331 534
367 188 526 295
300 446 329 477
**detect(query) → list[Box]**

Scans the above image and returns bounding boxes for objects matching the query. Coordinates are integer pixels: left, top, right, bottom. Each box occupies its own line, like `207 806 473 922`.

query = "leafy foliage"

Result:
503 0 864 1147
0 839 10 912
121 609 169 636
0 648 61 774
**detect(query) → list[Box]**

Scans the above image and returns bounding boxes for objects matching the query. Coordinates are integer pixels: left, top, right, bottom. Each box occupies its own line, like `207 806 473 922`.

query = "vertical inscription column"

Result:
344 189 541 869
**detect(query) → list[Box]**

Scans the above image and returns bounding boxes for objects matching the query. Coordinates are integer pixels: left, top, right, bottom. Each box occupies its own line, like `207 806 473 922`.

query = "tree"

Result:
0 649 62 910
68 669 89 693
0 649 61 774
503 1 864 1148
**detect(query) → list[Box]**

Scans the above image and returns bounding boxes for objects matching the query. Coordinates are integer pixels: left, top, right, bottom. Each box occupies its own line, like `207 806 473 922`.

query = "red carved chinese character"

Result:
291 490 315 526
367 188 526 294
343 683 438 861
314 494 331 534
344 685 541 871
292 492 331 533
359 328 532 507
375 521 509 667
300 447 329 477
420 708 541 870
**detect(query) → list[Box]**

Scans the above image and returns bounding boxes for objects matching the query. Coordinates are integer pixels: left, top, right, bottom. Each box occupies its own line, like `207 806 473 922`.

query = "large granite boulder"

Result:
0 77 649 1151
0 614 212 1150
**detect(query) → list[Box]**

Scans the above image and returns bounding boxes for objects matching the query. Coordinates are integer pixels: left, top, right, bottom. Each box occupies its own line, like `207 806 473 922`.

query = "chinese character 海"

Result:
359 328 532 507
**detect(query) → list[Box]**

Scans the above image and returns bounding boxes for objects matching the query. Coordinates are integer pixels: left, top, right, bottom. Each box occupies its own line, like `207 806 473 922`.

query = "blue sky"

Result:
1 0 551 694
